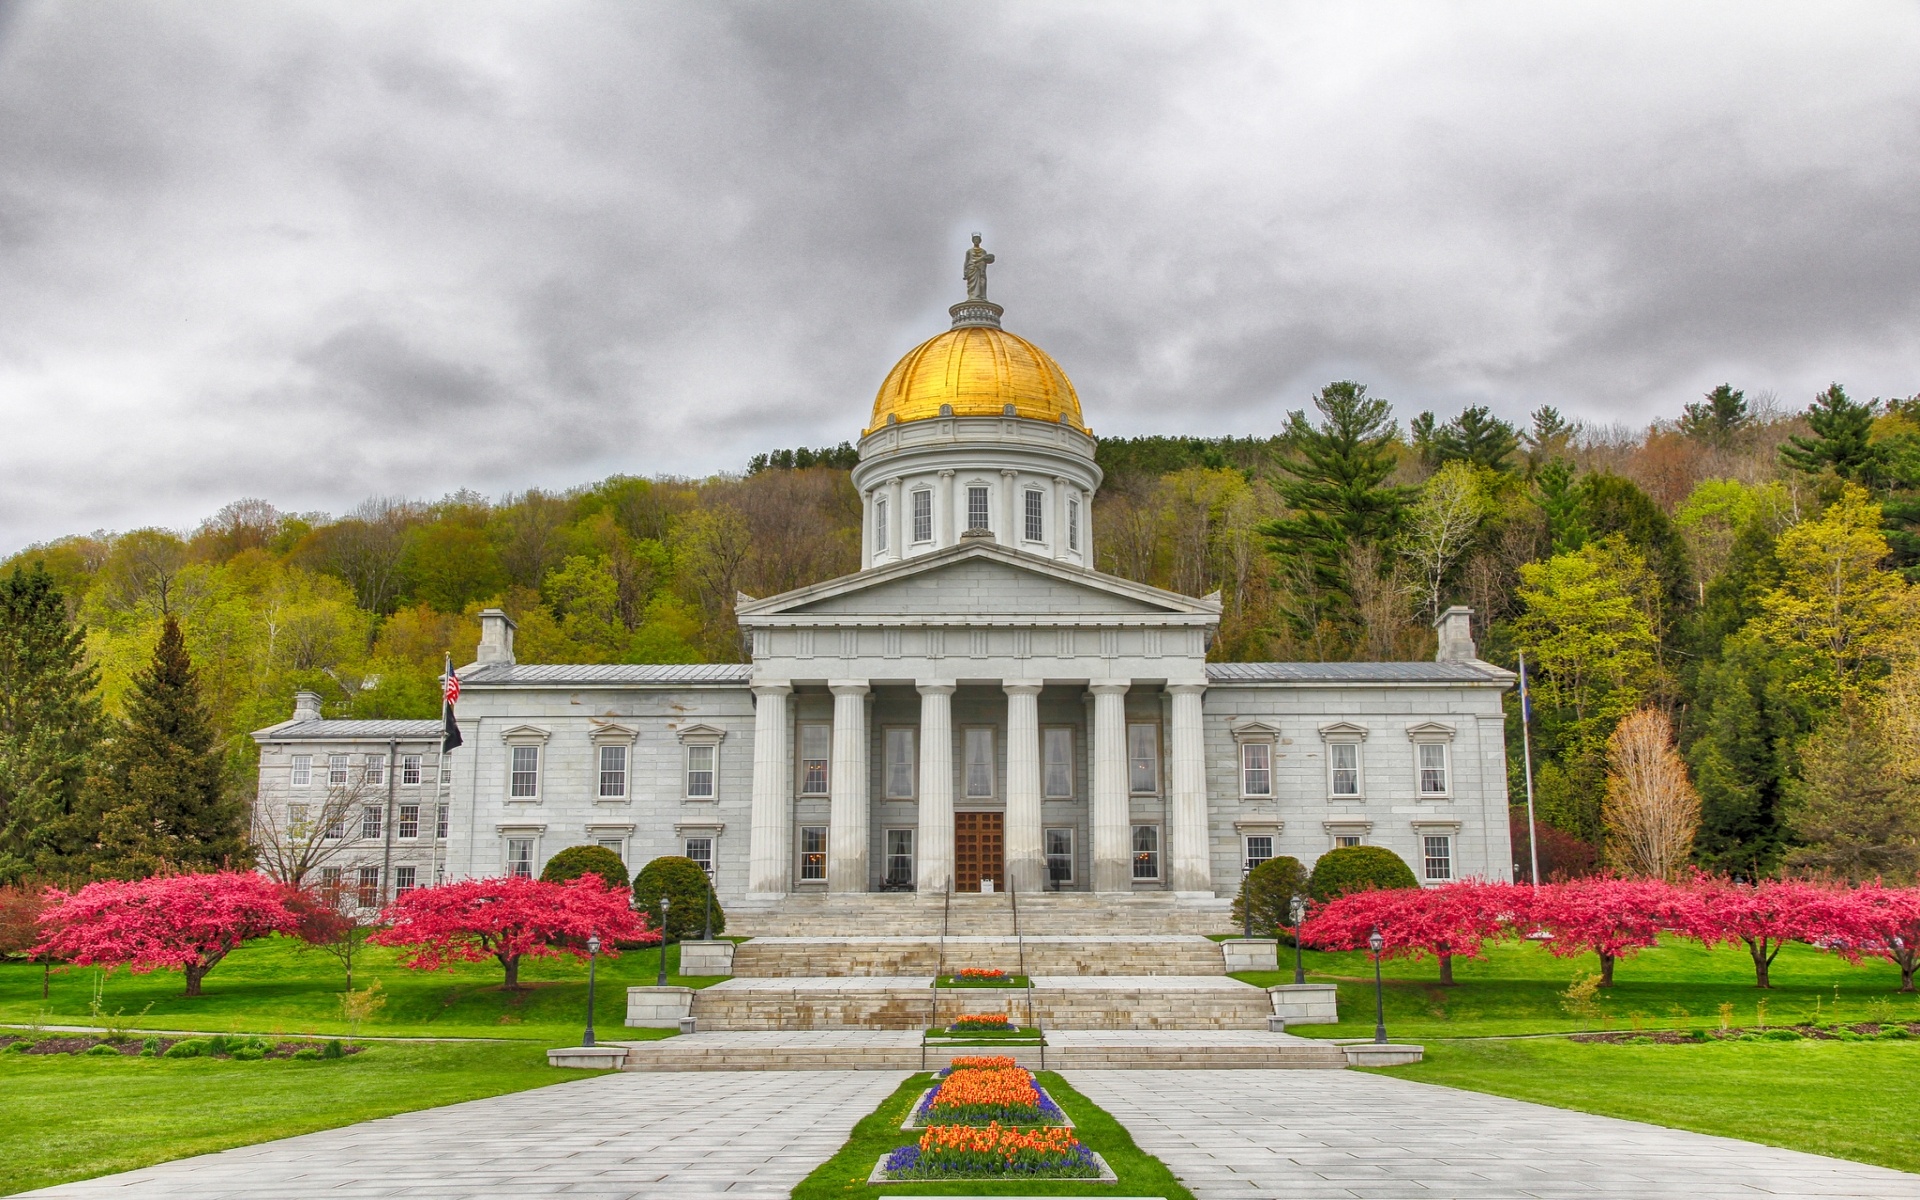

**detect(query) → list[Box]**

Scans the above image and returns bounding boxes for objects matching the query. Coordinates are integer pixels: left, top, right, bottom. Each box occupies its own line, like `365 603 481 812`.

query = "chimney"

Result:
291 690 324 724
476 608 517 666
1434 606 1478 663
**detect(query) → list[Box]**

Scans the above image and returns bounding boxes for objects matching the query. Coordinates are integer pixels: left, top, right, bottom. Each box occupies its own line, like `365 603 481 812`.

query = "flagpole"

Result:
1519 651 1540 888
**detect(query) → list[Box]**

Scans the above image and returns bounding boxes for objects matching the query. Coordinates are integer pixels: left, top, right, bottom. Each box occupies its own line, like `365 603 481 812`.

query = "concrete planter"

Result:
547 1044 630 1069
1220 938 1279 972
1268 982 1339 1024
626 985 695 1028
677 940 736 976
1342 1042 1424 1066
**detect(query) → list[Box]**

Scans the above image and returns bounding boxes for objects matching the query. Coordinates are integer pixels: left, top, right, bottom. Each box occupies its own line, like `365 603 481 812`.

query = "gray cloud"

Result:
3 1 1919 550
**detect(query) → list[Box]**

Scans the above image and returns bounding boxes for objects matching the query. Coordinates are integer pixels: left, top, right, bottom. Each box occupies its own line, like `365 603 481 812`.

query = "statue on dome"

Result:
963 233 994 301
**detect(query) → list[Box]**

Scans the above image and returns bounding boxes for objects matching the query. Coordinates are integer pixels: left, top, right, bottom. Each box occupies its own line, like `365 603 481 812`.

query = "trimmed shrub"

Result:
83 1043 122 1056
631 856 725 943
1759 1029 1802 1041
1230 856 1306 935
230 1047 265 1060
1306 846 1418 901
5 1040 31 1053
291 1048 322 1060
163 1038 209 1059
540 844 630 887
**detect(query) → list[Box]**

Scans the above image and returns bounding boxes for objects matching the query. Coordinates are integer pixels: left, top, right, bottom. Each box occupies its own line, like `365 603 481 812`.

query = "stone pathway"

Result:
1070 1069 1916 1199
24 1069 907 1199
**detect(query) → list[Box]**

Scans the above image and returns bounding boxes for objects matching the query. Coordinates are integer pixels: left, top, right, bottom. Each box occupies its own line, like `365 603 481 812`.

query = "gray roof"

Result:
1206 661 1511 685
457 663 754 686
254 719 445 743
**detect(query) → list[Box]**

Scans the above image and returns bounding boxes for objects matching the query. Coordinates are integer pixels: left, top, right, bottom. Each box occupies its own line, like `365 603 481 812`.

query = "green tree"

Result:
1782 699 1920 883
1679 384 1751 448
631 855 724 942
1781 384 1881 482
0 565 101 881
1686 637 1799 876
1522 406 1576 477
1427 405 1520 473
1511 537 1660 738
401 523 504 613
1579 473 1693 620
1534 461 1588 552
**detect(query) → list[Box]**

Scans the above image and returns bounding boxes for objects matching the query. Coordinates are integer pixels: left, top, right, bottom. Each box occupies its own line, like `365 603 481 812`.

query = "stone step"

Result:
726 892 1235 938
616 1030 1349 1071
687 975 1273 1031
731 935 1227 978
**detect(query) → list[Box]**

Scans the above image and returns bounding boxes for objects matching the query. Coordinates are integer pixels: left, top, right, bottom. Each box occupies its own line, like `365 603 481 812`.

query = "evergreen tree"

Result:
1781 384 1881 481
1523 406 1576 477
1429 405 1520 473
1679 384 1751 448
1782 700 1920 883
1579 473 1694 619
88 616 241 877
0 565 100 882
1686 638 1801 876
1534 461 1588 553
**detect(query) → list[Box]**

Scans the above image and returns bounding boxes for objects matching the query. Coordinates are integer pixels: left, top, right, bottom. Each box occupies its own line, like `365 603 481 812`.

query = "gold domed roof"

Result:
867 324 1085 435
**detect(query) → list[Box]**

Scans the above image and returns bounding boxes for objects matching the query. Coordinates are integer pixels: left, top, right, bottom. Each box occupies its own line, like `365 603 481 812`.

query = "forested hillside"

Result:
4 380 1919 886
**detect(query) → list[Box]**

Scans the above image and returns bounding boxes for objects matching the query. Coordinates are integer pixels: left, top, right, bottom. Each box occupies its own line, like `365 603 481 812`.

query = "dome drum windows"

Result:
911 489 933 543
1023 488 1045 543
966 485 992 533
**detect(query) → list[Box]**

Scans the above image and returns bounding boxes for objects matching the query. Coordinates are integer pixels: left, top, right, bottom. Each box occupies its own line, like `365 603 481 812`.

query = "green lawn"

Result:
0 935 721 1041
792 1069 1195 1198
1372 1037 1920 1175
0 1039 593 1196
1235 936 1918 1038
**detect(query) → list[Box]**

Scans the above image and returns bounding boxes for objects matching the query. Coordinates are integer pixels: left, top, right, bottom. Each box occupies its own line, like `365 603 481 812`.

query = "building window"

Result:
966 485 991 531
875 496 889 553
598 745 628 799
964 727 995 798
1045 827 1074 884
799 826 827 881
509 745 540 799
319 866 342 900
911 489 933 542
393 865 417 897
799 724 831 795
683 836 711 874
1335 834 1363 848
1024 488 1044 541
401 754 422 786
1067 496 1080 552
435 803 448 839
685 743 716 798
1241 742 1272 797
288 804 310 838
1042 728 1074 798
397 804 419 839
440 759 452 786
1131 825 1161 880
884 728 915 799
362 805 382 840
1418 743 1449 796
364 754 386 786
328 755 349 786
1423 835 1453 881
1127 723 1160 795
1244 834 1274 873
324 812 346 840
1329 743 1361 797
291 755 312 787
885 829 914 887
356 866 380 908
506 838 535 879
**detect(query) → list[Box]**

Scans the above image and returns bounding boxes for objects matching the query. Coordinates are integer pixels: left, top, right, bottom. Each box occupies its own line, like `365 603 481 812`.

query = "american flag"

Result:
443 672 461 705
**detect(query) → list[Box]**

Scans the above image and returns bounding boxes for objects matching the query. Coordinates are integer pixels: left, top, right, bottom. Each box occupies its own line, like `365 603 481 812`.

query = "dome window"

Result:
875 496 889 554
966 486 991 533
1024 489 1045 542
911 490 933 543
1068 496 1081 552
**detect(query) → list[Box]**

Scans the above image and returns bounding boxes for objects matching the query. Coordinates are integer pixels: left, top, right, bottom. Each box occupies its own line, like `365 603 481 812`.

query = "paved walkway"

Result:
1071 1069 1916 1199
25 1070 907 1199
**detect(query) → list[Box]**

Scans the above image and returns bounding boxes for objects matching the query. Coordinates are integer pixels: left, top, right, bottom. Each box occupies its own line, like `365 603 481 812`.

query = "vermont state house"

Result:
252 257 1517 915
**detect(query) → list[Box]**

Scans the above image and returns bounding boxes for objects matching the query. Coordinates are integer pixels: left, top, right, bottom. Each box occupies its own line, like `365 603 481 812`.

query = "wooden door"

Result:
954 811 1005 893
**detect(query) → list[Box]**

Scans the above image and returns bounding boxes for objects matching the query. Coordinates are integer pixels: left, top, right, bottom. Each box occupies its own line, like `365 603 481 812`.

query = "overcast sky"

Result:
4 2 1919 552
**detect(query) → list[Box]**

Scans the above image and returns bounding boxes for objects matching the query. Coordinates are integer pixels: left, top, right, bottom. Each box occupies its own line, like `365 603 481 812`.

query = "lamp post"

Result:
655 895 671 987
1289 895 1307 985
702 869 714 942
1369 926 1387 1045
582 934 601 1048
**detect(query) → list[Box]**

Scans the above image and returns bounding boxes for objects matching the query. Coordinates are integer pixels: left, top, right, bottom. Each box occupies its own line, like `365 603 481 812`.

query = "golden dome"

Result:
867 324 1085 435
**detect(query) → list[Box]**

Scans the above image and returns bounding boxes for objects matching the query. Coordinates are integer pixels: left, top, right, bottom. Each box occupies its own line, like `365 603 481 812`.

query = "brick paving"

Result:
1070 1069 1917 1199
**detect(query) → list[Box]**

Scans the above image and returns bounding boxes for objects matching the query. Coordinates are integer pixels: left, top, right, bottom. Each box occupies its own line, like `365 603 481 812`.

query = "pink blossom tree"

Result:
371 874 654 989
1301 881 1518 985
1525 876 1677 987
1850 884 1920 993
1671 875 1872 989
33 871 300 996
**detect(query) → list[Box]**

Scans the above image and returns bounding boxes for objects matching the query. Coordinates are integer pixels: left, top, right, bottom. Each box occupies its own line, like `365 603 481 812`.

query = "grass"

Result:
792 1069 1195 1198
0 934 723 1042
1233 936 1918 1039
1368 1037 1920 1175
938 975 1032 988
0 1039 591 1195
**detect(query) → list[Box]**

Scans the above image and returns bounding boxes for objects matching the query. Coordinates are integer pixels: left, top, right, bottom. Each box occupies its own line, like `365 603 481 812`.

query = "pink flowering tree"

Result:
1848 885 1920 993
33 871 300 996
371 874 654 989
1526 876 1677 987
1301 881 1516 985
1672 875 1872 988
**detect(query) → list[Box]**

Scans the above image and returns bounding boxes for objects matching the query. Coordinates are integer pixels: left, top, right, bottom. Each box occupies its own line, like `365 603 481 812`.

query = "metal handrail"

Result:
925 884 952 1073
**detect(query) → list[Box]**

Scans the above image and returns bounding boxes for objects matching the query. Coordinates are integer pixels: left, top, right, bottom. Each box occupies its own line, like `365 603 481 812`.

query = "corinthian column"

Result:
748 682 793 894
1089 682 1131 893
916 681 956 893
1003 681 1045 893
828 681 871 892
1167 682 1212 893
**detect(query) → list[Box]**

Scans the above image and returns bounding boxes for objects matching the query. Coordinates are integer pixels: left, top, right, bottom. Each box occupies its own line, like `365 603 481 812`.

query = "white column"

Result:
1003 680 1045 893
887 477 904 561
860 490 873 567
1001 469 1017 543
748 682 793 894
916 681 956 893
1089 682 1131 893
1167 682 1212 894
939 470 955 549
1082 490 1095 565
827 681 871 892
1052 477 1068 560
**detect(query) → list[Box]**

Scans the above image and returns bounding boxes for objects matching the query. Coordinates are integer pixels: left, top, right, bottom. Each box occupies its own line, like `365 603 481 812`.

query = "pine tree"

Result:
1579 473 1694 620
0 565 100 882
1679 384 1751 448
1781 384 1881 481
1782 700 1920 883
1429 406 1520 473
89 616 241 877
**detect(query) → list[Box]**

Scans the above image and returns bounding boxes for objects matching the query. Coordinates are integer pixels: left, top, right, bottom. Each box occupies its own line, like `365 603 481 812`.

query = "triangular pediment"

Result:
737 542 1219 622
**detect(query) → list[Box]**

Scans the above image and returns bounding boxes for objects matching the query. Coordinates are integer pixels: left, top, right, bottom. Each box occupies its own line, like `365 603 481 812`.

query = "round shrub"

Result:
83 1043 122 1057
1230 856 1306 935
291 1048 322 1061
162 1039 208 1059
1306 845 1418 901
5 1040 31 1054
230 1047 265 1061
1759 1029 1802 1041
631 855 724 943
540 844 630 887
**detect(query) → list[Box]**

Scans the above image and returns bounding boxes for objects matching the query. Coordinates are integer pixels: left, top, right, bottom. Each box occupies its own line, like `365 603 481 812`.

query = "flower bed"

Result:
909 1063 1068 1128
949 1013 1012 1032
958 967 1006 980
0 1034 360 1061
1571 1022 1920 1044
874 1123 1108 1181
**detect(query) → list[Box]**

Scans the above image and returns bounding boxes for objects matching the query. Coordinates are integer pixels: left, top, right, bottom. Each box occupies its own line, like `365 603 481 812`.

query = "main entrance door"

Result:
954 811 1005 893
